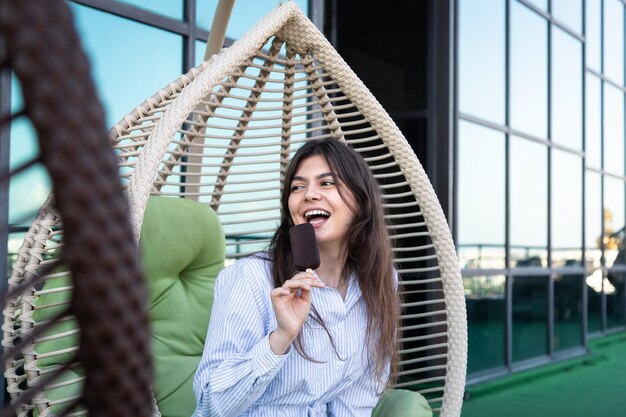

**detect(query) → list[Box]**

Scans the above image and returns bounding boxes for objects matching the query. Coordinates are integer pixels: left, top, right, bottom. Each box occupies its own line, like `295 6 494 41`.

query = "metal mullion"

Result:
623 0 626 330
578 0 590 337
0 53 10 294
70 0 190 35
183 0 196 71
600 0 608 334
546 0 554 358
0 39 11 408
461 268 509 277
461 112 588 157
452 0 459 245
516 0 551 19
516 0 585 42
459 112 509 134
505 0 513 371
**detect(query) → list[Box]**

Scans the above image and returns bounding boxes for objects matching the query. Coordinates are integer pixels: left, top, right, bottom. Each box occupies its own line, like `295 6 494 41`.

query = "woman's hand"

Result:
268 272 325 354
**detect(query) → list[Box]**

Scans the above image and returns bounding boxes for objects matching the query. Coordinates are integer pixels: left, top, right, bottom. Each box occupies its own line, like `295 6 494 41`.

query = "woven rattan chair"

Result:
4 2 466 416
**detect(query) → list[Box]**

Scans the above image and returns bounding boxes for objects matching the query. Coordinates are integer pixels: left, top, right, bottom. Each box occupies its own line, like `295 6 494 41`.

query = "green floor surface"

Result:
461 332 626 417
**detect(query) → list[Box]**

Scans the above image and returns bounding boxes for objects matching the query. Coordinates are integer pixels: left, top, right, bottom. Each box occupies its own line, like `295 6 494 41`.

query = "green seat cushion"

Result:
372 389 433 417
31 196 225 417
141 196 224 417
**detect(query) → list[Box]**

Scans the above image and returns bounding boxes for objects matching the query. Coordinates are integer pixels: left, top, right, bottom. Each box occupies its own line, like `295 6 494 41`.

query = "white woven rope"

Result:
122 2 465 416
5 2 466 417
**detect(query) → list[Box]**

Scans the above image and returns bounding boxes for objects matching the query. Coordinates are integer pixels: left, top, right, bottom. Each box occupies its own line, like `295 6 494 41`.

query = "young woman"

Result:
192 139 418 417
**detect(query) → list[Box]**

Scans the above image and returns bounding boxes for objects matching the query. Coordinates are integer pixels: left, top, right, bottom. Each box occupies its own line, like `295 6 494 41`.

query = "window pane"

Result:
459 0 505 124
197 0 309 37
552 150 582 267
585 73 601 169
552 0 582 33
116 0 183 20
458 121 505 269
554 274 583 351
512 274 549 362
586 0 601 72
552 28 582 150
525 0 547 11
510 137 547 268
9 76 50 226
604 84 625 176
585 171 602 268
604 0 624 85
70 4 184 126
586 269 603 333
585 170 603 334
465 275 506 373
604 176 625 267
511 2 548 139
606 272 625 329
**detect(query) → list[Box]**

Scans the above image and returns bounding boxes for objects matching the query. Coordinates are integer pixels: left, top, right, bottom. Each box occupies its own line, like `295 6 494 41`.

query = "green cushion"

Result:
141 196 224 417
372 389 433 417
31 196 225 417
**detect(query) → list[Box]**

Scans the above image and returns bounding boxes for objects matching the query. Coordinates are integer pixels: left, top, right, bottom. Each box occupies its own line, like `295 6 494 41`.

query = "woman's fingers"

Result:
283 273 325 290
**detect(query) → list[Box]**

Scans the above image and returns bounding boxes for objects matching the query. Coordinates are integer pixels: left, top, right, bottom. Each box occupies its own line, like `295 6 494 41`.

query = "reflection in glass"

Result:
512 274 548 362
606 272 625 328
586 0 601 72
585 74 601 169
511 2 547 139
604 177 625 267
464 275 506 373
458 121 505 269
586 269 603 333
552 150 582 267
116 0 183 19
551 28 582 150
196 0 309 37
552 0 582 33
553 274 583 352
510 137 547 268
603 0 624 86
585 171 602 269
459 0 505 124
603 84 625 176
70 4 184 126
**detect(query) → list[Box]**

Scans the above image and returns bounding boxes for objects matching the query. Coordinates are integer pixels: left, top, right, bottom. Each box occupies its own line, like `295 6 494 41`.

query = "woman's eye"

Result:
321 181 334 186
290 185 304 192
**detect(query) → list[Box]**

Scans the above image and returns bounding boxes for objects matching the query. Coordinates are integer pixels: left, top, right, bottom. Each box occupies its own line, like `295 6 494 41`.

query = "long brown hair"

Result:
267 139 399 387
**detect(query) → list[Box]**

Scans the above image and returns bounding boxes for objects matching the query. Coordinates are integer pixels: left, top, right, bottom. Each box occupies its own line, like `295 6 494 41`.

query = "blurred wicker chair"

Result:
4 2 466 416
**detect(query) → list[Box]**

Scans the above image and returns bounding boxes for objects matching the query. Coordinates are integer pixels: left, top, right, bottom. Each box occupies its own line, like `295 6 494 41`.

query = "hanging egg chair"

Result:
5 2 466 416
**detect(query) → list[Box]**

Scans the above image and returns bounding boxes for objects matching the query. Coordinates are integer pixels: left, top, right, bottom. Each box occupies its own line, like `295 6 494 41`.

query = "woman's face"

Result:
288 155 356 251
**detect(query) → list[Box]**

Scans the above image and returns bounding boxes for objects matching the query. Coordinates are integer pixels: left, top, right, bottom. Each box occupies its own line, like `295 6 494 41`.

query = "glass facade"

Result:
457 0 626 378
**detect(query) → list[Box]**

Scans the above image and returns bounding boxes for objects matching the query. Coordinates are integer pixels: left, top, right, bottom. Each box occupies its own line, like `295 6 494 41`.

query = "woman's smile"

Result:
288 155 355 250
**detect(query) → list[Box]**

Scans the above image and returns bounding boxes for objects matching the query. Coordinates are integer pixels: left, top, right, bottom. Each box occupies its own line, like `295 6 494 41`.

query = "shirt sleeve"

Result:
192 260 290 417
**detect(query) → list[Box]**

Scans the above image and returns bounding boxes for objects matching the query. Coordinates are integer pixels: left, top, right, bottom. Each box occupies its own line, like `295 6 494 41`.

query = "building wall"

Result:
456 0 626 380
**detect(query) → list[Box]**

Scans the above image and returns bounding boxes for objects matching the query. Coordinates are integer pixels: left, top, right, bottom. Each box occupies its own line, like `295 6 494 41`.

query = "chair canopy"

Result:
4 2 466 416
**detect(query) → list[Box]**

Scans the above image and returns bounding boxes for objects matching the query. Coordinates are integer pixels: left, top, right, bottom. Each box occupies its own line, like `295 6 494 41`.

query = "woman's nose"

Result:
305 186 321 201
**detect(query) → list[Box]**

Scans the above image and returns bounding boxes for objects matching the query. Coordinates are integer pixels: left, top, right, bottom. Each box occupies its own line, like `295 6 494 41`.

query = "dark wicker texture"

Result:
0 0 153 415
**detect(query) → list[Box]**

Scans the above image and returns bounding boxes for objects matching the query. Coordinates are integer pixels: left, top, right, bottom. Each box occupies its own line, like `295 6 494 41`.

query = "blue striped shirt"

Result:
192 255 388 417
